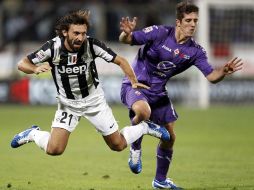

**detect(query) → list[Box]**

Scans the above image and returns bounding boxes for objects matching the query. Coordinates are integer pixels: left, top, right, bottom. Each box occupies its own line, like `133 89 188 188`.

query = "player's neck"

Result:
175 28 190 44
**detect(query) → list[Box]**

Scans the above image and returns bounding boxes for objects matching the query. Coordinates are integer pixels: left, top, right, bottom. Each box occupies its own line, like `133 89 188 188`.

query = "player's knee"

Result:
108 142 126 152
133 103 151 121
46 146 65 156
139 111 150 121
135 108 151 122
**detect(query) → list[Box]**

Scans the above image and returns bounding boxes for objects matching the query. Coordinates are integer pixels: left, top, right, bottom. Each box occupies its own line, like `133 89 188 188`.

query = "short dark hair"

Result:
55 10 90 37
176 1 199 21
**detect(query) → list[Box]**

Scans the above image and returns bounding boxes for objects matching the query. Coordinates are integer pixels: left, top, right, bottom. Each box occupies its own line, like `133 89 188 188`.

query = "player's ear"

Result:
62 30 67 37
176 19 181 27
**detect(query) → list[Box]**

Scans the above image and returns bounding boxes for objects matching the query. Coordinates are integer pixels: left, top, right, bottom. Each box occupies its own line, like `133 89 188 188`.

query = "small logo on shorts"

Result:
135 91 141 96
109 123 115 129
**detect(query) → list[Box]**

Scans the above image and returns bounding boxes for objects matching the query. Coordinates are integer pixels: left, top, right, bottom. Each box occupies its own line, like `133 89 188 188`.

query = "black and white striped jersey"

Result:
27 36 117 100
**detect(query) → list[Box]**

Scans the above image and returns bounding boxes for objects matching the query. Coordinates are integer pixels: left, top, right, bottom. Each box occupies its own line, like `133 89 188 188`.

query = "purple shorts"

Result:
121 84 178 125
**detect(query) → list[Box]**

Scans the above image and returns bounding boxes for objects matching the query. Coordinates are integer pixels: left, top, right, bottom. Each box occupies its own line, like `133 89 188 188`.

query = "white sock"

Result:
29 130 50 151
120 122 147 145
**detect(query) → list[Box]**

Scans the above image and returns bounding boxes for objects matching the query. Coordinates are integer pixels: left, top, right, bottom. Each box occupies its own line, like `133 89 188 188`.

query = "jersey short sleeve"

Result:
27 41 53 64
194 47 213 76
89 38 117 62
131 25 169 46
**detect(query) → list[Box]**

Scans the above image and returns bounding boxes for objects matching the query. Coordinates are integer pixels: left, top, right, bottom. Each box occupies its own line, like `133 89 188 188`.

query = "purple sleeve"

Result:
131 25 168 46
194 48 213 76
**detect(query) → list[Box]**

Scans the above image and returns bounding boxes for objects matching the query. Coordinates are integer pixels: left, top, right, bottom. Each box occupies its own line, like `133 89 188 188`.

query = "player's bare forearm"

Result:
114 55 137 84
206 57 243 83
120 62 149 89
114 55 149 89
206 68 225 83
18 57 51 75
18 57 38 74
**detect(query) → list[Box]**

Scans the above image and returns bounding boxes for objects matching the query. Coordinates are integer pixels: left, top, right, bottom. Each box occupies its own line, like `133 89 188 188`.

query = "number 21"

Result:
60 112 73 126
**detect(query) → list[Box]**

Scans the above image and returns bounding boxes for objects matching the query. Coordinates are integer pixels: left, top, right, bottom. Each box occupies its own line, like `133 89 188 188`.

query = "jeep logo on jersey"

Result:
58 65 87 75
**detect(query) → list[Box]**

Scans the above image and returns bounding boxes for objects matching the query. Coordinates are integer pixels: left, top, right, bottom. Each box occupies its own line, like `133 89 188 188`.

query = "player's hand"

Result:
34 64 52 75
223 57 243 75
120 17 137 35
132 82 150 89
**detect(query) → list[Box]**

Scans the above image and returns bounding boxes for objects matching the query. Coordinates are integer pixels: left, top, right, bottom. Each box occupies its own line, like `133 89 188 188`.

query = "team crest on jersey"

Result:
68 53 77 65
174 49 180 56
173 49 190 60
143 26 154 33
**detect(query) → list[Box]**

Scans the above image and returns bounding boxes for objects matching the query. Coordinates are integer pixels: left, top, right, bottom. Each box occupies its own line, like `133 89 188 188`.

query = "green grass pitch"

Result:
0 105 254 190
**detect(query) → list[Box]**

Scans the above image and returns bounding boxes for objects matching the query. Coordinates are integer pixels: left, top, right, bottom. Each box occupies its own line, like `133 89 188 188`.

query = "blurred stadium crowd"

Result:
1 0 254 44
1 0 178 45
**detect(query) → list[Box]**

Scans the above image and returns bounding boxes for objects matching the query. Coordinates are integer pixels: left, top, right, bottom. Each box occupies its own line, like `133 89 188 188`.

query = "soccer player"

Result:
119 2 243 189
10 10 171 156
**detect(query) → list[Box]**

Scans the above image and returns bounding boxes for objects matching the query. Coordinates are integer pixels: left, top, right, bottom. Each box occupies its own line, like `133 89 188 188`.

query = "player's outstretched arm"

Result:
18 57 52 75
206 57 243 83
119 17 137 44
113 55 149 89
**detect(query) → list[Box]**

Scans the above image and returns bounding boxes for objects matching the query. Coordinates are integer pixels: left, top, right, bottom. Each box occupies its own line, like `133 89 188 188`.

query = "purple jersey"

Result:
122 25 213 96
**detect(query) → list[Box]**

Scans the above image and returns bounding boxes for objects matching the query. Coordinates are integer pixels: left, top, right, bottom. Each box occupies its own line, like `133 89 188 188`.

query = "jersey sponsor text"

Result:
58 65 87 75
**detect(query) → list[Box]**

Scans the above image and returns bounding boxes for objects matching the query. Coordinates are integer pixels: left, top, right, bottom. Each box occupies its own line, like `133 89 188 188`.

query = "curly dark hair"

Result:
55 10 90 37
176 1 199 21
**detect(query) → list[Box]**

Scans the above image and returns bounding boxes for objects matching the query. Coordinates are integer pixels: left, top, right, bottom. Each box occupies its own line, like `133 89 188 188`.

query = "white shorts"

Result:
51 87 119 136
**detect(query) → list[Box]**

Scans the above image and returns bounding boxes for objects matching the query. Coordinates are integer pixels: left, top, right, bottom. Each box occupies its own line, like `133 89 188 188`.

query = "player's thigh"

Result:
84 101 119 137
50 106 80 150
